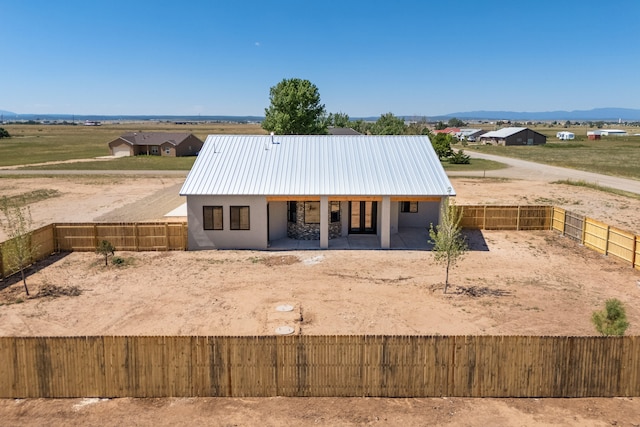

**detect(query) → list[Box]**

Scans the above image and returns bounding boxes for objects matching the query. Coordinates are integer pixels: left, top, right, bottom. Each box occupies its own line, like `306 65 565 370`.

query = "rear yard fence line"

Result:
0 335 638 398
1 206 639 279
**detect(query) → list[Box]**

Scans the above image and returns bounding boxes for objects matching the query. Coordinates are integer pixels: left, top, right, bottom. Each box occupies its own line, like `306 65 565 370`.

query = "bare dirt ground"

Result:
2 174 640 425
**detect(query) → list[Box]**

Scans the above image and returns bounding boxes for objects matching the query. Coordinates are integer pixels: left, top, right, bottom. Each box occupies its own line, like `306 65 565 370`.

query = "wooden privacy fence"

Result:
1 335 639 398
2 206 639 278
552 207 640 270
0 222 188 279
460 205 553 230
53 222 187 252
0 224 56 280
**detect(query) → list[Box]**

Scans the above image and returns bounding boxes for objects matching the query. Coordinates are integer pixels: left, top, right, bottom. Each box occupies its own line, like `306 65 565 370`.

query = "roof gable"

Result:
119 132 195 146
180 135 454 197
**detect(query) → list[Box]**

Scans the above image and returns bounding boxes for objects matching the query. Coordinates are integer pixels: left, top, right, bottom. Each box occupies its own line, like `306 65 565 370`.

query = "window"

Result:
287 201 297 223
151 146 159 154
165 147 171 155
203 206 223 230
330 201 341 223
401 201 418 213
304 201 320 224
230 206 250 230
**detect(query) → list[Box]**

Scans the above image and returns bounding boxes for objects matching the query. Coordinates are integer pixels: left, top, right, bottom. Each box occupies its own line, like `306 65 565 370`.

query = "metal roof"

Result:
180 135 455 196
118 132 196 146
479 127 527 138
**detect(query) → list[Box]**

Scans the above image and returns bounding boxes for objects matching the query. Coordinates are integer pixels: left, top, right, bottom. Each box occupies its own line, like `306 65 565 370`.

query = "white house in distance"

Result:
180 135 455 250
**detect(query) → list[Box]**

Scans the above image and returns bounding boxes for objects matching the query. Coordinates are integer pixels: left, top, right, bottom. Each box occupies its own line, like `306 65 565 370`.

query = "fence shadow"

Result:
463 229 489 252
0 252 71 291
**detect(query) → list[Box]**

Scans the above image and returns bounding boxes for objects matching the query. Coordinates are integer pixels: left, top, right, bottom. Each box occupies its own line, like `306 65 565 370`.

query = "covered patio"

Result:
268 227 434 250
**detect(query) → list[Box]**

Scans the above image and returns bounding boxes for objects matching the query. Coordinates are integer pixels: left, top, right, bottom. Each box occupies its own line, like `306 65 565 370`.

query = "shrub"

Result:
592 298 629 336
448 149 471 164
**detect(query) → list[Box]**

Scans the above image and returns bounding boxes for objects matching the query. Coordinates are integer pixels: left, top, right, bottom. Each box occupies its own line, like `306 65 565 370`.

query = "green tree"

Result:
0 197 39 296
447 117 466 128
592 298 629 336
348 119 373 135
0 127 10 138
430 133 454 159
434 121 446 130
429 199 467 294
327 112 350 128
406 118 431 135
262 78 327 134
96 240 116 266
371 112 406 135
448 149 470 164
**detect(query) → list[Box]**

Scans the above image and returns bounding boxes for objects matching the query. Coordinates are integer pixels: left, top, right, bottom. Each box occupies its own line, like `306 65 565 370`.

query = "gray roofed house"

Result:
327 127 362 135
180 134 455 250
478 127 546 146
108 132 204 157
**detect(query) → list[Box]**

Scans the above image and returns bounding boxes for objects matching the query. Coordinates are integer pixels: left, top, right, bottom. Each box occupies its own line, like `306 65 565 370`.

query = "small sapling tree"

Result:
429 198 467 294
0 196 38 296
96 240 116 266
592 298 629 336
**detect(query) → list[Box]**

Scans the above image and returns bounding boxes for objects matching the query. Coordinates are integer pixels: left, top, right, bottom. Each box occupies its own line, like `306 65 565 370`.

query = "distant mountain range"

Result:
435 108 640 121
1 108 639 122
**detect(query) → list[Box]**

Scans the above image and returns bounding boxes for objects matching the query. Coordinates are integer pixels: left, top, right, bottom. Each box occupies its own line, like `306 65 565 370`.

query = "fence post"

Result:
517 206 521 231
483 205 487 230
0 242 4 280
581 217 587 245
134 223 139 252
605 225 610 256
165 223 169 251
632 236 637 269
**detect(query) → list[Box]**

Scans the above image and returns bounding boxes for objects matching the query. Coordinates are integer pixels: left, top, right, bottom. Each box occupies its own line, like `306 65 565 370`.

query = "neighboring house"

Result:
180 135 455 250
432 127 460 135
478 127 546 146
457 128 487 142
108 132 204 157
328 127 362 135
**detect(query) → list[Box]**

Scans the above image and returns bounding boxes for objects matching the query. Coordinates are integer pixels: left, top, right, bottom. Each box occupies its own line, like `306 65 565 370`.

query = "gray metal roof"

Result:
119 132 195 146
180 135 455 196
479 127 527 139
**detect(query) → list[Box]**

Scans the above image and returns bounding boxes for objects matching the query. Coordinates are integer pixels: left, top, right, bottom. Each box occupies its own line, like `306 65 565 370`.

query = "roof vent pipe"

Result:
271 132 275 144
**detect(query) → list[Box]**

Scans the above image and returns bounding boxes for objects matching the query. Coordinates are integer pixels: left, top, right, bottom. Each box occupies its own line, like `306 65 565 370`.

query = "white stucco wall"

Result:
186 195 268 250
268 201 288 241
397 201 442 229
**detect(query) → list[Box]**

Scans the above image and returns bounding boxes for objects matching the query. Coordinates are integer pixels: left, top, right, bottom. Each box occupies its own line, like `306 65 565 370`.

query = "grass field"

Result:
2 123 639 177
0 122 266 167
467 136 640 179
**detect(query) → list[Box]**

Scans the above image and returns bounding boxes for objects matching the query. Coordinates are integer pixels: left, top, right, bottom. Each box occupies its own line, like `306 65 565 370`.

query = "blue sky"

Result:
2 0 639 117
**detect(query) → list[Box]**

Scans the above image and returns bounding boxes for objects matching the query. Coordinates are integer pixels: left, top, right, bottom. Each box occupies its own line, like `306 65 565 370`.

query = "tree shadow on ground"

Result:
0 252 71 291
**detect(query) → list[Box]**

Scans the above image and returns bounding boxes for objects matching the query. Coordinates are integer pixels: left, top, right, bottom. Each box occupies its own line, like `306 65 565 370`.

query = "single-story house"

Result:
432 127 460 135
457 128 487 142
328 127 362 135
180 135 455 250
108 132 204 157
478 127 546 146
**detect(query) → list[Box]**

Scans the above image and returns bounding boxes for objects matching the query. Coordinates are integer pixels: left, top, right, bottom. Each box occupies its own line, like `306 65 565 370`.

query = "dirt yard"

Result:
1 174 640 425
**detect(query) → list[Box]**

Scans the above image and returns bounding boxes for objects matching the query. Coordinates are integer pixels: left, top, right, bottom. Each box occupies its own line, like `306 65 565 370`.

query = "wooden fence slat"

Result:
2 335 640 398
